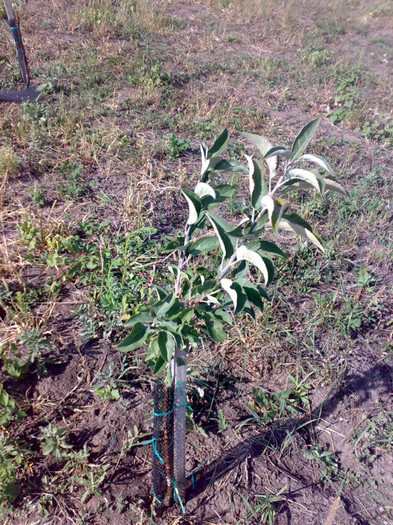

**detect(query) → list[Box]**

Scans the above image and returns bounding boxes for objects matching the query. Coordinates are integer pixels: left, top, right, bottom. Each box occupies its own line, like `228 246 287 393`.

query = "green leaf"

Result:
145 340 159 361
247 240 287 258
212 159 248 173
208 128 229 159
232 260 248 279
117 323 149 352
291 118 321 160
163 236 185 252
206 212 236 260
279 213 324 251
214 184 236 197
298 153 334 176
189 235 220 255
288 168 325 194
4 483 20 502
246 156 266 209
242 132 279 177
195 182 216 199
213 308 233 325
153 355 167 375
154 286 168 301
236 279 268 312
125 313 153 327
152 292 176 318
202 195 227 210
181 324 200 344
230 280 248 313
236 245 269 284
181 188 202 225
156 331 175 362
204 316 227 342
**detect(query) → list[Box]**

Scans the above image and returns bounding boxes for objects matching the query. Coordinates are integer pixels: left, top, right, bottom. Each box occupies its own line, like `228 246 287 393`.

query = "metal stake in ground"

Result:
1 0 39 101
3 0 30 86
173 346 187 505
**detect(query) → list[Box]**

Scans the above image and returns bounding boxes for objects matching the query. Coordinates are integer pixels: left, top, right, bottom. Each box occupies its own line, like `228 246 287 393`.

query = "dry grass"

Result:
0 0 392 522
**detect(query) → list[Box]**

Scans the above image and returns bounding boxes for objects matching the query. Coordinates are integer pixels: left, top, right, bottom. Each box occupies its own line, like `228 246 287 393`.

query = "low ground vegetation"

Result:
0 0 392 524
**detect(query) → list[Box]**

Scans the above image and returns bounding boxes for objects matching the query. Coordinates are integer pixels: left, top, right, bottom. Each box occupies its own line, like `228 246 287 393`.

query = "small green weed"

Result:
352 411 393 464
168 133 191 158
56 161 90 200
253 487 287 525
0 435 28 511
72 465 110 503
38 424 74 462
303 444 338 480
251 375 311 423
298 47 333 68
94 365 121 402
29 183 50 207
2 328 55 380
329 66 363 124
0 385 26 427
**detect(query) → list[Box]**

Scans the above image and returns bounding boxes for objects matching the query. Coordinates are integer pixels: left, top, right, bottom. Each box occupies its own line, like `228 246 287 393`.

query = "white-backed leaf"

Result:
221 278 238 311
323 178 348 195
288 168 324 194
271 198 290 234
195 182 216 199
299 153 334 176
291 118 321 160
242 132 279 177
205 294 220 305
237 245 269 285
261 195 274 223
200 143 209 175
279 213 324 251
264 146 292 160
181 188 201 225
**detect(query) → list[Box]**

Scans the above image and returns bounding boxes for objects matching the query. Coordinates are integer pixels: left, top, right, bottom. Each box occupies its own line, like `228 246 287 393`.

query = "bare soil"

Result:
1 1 393 524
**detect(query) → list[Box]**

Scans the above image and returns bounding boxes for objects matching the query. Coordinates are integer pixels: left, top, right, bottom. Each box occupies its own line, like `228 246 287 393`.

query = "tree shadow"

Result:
186 363 392 521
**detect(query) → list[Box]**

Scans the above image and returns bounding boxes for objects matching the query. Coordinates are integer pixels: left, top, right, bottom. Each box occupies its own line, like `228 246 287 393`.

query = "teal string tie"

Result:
175 380 193 411
10 26 19 31
173 482 186 515
186 456 214 490
151 437 165 465
153 408 173 417
153 381 192 416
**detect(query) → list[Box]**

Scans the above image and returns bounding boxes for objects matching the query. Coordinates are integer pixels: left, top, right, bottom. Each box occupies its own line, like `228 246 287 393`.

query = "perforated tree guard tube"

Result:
173 347 187 504
152 379 174 508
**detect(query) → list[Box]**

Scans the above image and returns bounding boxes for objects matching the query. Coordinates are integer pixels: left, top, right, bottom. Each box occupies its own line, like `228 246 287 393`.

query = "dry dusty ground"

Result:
0 1 393 524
